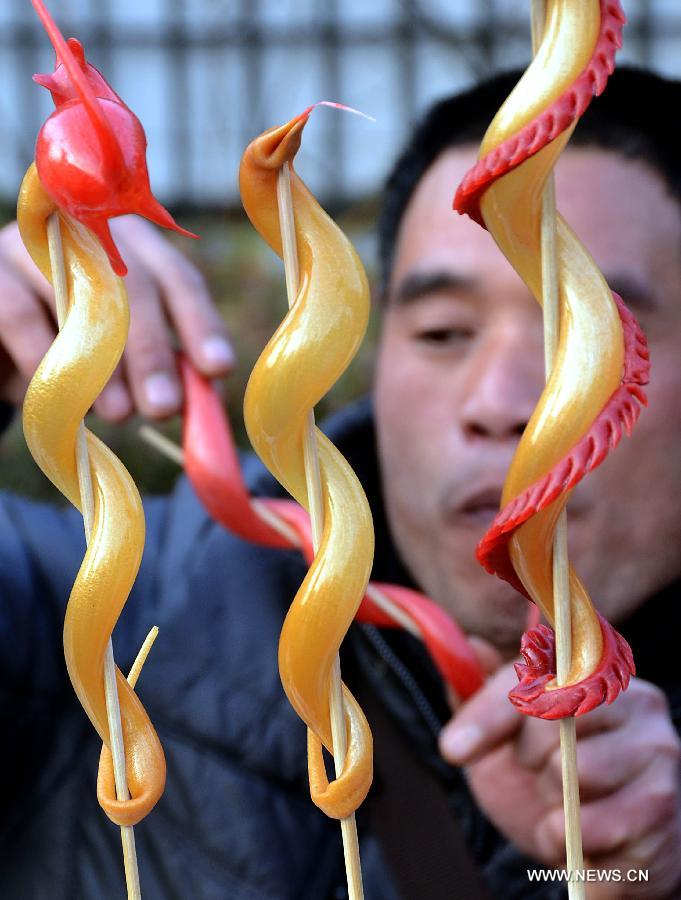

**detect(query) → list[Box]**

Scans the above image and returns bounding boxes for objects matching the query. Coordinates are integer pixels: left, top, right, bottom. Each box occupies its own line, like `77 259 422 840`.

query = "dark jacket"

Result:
1 400 680 899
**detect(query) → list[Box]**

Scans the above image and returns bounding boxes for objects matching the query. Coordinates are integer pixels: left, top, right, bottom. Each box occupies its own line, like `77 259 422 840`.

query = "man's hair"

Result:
378 66 681 293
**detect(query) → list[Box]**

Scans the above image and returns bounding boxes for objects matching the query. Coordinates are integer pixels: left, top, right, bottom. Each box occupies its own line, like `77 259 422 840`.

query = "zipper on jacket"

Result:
358 624 444 739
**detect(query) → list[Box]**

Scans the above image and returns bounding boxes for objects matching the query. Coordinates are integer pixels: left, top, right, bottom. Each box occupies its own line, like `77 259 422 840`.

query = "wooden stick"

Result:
47 213 142 900
541 178 584 892
127 626 159 690
138 424 185 468
531 5 585 896
276 162 364 900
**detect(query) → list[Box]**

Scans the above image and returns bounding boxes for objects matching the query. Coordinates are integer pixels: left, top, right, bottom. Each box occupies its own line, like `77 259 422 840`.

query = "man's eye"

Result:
415 326 473 344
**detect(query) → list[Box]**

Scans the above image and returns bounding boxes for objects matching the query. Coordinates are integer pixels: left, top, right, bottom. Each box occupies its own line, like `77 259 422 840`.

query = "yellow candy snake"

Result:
18 165 165 826
240 112 374 818
456 0 647 717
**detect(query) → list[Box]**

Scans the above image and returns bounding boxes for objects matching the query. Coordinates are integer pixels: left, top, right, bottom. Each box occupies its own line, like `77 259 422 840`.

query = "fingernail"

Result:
201 335 234 369
441 725 483 763
144 372 180 410
99 383 131 420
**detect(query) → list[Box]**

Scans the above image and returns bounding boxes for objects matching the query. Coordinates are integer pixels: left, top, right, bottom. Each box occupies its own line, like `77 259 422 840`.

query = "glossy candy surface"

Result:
454 0 647 718
239 112 375 819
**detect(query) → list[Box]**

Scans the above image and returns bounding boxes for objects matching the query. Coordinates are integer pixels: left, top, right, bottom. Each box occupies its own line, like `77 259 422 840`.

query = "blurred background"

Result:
1 0 680 499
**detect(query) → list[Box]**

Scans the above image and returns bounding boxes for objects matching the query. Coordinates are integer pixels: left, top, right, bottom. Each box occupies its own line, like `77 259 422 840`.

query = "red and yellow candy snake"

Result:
16 1 190 825
455 0 648 718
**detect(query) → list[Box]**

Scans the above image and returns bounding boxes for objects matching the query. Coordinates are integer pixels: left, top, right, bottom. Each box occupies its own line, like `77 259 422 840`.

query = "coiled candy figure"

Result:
455 0 648 718
240 111 374 818
17 0 194 824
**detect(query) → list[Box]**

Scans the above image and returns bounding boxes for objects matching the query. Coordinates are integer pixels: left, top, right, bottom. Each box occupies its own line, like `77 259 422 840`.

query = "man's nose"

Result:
459 331 542 441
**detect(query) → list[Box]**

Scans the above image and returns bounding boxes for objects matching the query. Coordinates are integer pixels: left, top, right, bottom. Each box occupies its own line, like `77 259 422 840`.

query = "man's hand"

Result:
440 659 681 897
0 216 234 420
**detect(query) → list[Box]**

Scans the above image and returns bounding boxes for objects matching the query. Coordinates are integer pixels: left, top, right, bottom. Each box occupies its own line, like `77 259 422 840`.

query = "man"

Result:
0 67 679 898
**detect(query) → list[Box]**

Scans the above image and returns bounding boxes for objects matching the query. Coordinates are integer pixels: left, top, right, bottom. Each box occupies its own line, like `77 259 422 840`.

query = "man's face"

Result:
374 147 681 654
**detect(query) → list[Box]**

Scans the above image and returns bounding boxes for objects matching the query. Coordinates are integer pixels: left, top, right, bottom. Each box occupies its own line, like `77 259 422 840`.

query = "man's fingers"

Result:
584 824 681 899
515 686 634 775
545 711 678 803
536 755 680 861
440 661 521 764
512 717 564 782
0 268 56 392
114 217 235 377
468 636 505 676
162 260 234 375
0 348 29 406
120 266 182 419
94 363 133 422
0 217 233 421
536 730 648 807
0 221 54 302
445 637 505 713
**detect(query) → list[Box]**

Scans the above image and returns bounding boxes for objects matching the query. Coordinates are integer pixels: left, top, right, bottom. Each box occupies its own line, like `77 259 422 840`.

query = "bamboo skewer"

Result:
127 626 159 690
47 213 142 900
276 161 364 900
138 424 185 468
541 177 584 897
531 4 585 896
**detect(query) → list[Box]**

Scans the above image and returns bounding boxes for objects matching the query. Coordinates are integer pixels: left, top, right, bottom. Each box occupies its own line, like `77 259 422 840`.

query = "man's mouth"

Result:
453 486 503 528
